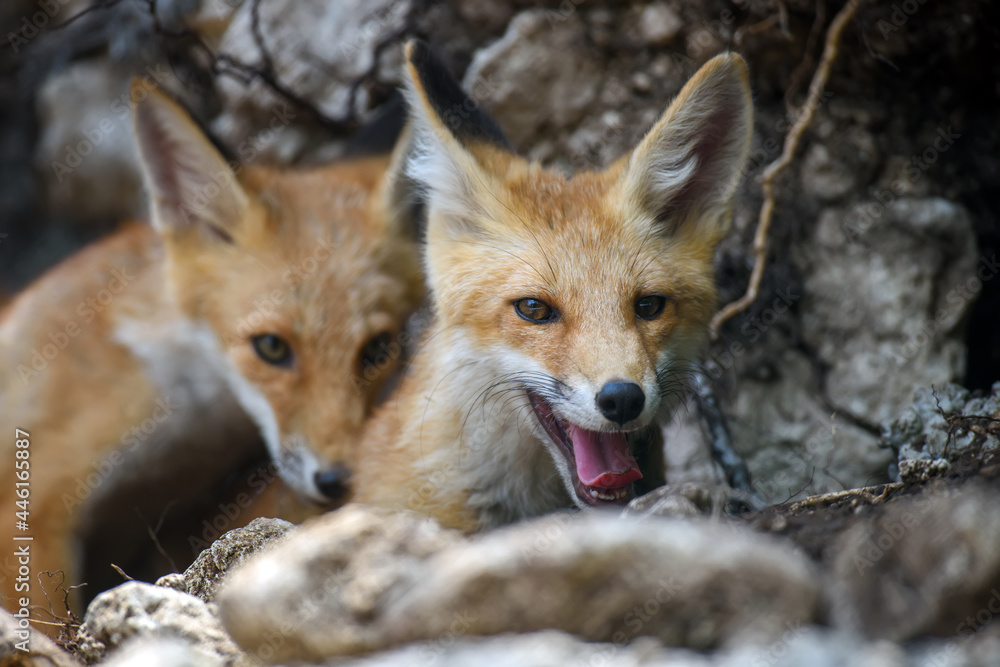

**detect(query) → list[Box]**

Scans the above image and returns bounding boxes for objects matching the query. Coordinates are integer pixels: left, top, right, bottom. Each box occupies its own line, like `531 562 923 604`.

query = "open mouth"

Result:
527 391 643 506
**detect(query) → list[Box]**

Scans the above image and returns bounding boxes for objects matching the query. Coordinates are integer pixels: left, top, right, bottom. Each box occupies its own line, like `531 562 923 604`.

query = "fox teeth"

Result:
589 488 628 502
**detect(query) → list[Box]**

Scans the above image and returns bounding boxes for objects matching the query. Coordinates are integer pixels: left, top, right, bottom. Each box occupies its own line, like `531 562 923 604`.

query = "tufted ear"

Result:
401 40 514 238
621 53 753 243
132 82 248 241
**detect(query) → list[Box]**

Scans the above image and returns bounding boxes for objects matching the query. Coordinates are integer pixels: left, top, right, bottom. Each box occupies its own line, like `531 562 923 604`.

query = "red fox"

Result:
351 42 753 532
0 83 423 618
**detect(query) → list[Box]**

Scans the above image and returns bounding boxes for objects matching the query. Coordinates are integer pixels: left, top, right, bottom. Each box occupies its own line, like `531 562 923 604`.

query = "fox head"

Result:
131 84 424 505
403 42 752 509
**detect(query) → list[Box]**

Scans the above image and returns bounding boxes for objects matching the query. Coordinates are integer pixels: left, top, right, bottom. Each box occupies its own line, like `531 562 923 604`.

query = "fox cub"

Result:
351 42 753 532
0 83 423 616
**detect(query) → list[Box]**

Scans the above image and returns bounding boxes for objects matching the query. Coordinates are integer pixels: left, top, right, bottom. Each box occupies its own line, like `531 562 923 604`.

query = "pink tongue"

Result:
568 425 642 488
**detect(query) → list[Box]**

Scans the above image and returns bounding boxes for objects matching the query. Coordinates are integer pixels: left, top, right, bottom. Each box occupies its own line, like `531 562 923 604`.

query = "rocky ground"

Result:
1 382 999 665
2 0 1000 664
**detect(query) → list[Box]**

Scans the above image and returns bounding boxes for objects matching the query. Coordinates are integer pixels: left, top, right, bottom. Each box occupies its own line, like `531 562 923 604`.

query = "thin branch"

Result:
710 0 862 339
135 504 179 573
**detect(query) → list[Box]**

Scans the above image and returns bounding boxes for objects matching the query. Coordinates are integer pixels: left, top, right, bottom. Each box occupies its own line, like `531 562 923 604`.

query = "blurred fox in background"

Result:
0 82 424 621
351 42 753 532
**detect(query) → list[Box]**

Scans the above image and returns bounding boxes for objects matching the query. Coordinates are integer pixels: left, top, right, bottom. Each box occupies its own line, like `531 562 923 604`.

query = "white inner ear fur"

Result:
402 86 490 233
623 55 753 231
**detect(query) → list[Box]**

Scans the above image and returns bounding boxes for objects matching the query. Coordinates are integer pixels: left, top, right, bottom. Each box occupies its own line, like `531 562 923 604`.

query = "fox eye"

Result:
360 332 392 370
252 334 293 367
635 295 667 320
515 298 557 323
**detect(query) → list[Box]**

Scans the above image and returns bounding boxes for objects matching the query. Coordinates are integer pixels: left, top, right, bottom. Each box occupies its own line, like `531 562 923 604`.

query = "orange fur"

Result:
0 86 423 621
351 43 753 532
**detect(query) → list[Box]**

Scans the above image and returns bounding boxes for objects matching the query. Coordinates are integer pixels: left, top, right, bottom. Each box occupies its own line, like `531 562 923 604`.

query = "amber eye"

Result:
515 298 557 323
360 332 392 370
635 295 667 320
252 334 293 366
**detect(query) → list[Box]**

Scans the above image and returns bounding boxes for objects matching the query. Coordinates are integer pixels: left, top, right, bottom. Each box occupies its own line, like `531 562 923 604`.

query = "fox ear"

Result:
381 123 425 240
131 81 249 241
622 53 753 243
401 40 512 236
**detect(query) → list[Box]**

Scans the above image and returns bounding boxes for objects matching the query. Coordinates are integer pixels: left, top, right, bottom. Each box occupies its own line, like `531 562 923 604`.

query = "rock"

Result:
383 512 820 652
179 517 293 603
800 127 877 202
220 506 817 663
318 622 1000 667
34 60 145 224
829 481 1000 641
155 572 188 593
461 9 604 148
729 348 890 503
213 0 413 161
881 382 1000 482
335 630 694 667
622 483 755 519
217 505 463 662
0 608 80 666
76 582 250 666
795 197 978 427
636 3 683 46
100 637 224 667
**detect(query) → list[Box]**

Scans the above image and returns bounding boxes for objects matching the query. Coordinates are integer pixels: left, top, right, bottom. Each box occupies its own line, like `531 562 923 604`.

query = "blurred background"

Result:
1 0 998 503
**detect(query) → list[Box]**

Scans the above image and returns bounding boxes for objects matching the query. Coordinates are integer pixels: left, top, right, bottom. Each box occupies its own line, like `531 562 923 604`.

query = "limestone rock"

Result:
384 513 819 651
635 3 684 46
99 637 224 667
800 127 877 202
321 622 1000 667
622 483 756 519
213 0 412 161
829 482 1000 641
179 517 293 603
334 630 692 667
34 60 145 224
217 505 462 662
881 382 1000 482
76 582 250 666
461 9 604 149
730 348 890 503
795 197 978 427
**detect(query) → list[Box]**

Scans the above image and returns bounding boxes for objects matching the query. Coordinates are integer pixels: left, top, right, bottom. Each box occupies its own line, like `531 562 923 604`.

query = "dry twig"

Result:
710 0 862 339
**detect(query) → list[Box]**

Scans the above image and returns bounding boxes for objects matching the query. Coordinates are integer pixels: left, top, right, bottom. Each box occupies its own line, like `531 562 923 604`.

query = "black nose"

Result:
596 382 645 425
314 465 352 502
